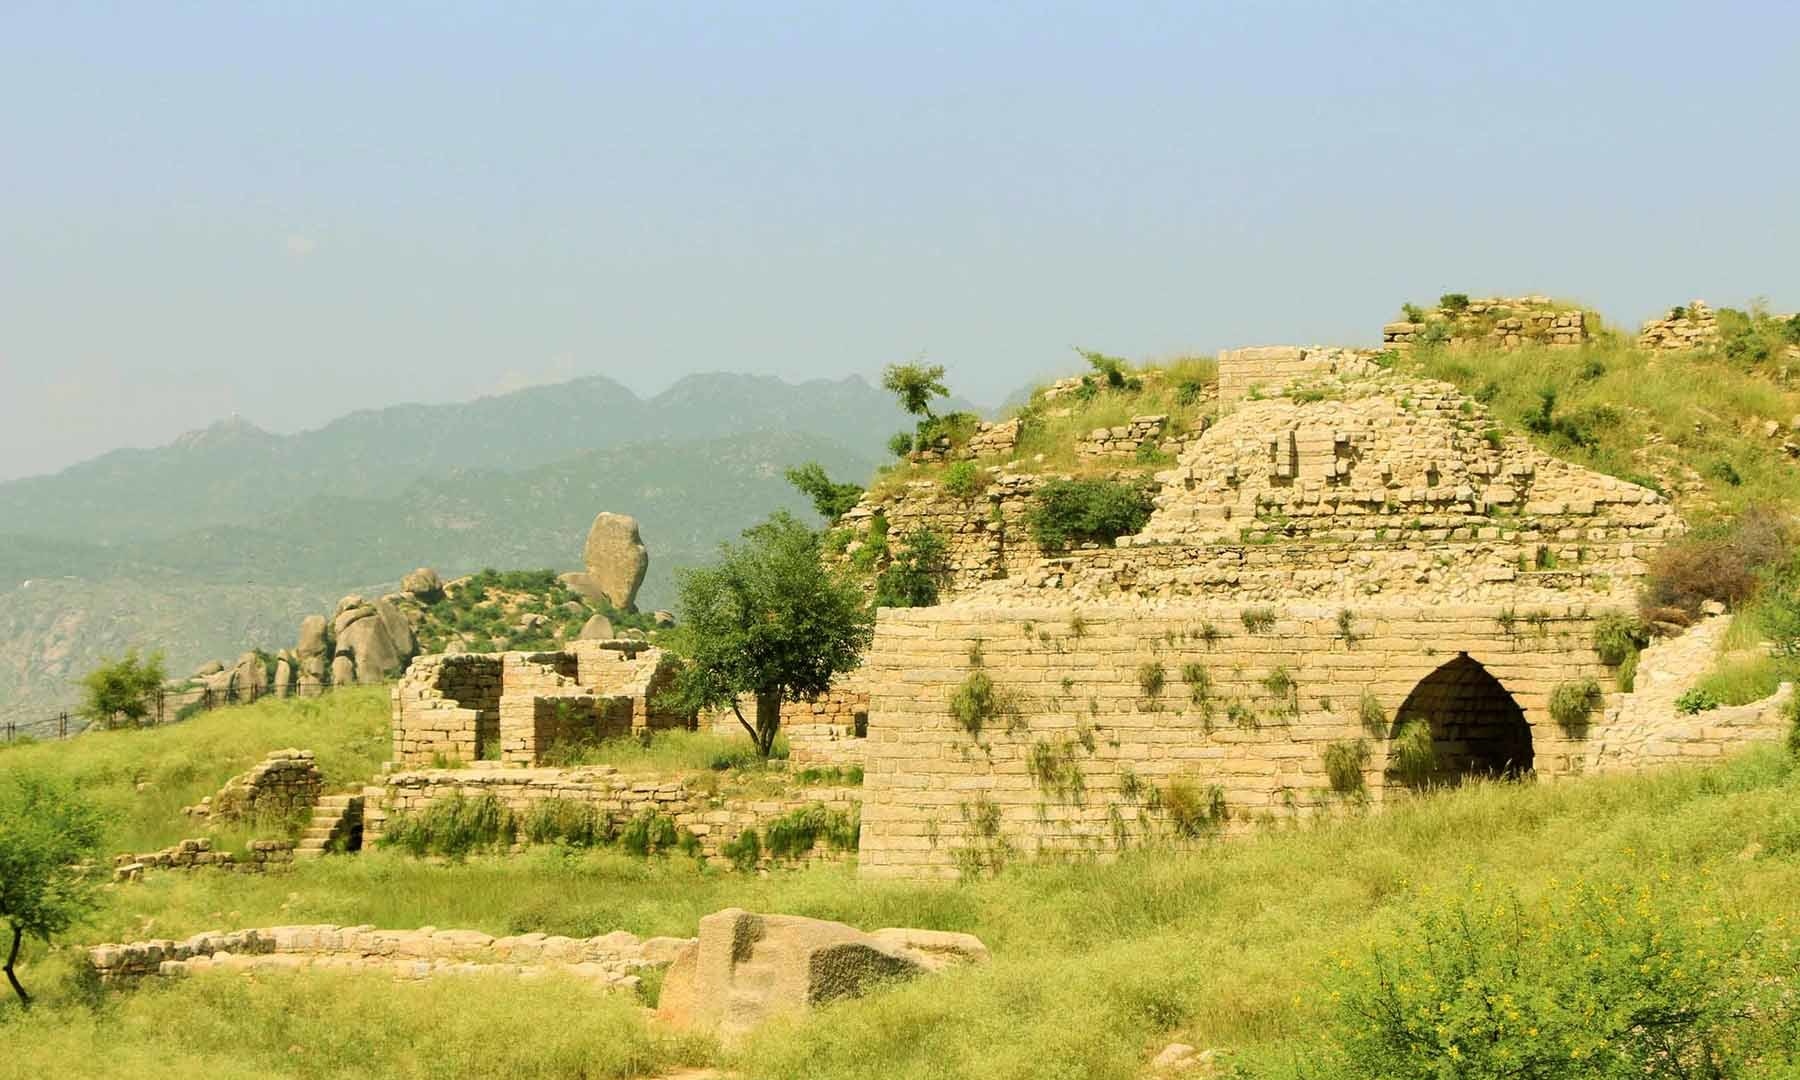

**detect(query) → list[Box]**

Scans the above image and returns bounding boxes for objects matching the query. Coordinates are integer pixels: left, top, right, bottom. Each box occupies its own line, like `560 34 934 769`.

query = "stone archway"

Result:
1390 653 1532 789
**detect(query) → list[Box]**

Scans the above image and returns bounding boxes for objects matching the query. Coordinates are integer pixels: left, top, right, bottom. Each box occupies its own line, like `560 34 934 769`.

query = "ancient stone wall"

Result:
1216 346 1380 408
112 838 296 881
391 644 691 768
856 602 1630 879
1383 296 1588 352
1076 414 1169 459
706 679 872 767
839 473 1048 592
364 764 860 870
1638 301 1720 352
88 924 690 991
183 749 323 822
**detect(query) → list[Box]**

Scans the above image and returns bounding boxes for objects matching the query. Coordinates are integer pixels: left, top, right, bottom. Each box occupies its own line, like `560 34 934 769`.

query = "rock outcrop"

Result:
577 613 615 640
657 908 987 1039
562 512 649 612
400 567 445 603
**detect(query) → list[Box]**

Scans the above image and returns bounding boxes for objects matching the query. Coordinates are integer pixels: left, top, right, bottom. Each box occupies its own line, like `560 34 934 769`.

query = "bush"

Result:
79 649 167 729
617 810 681 857
1162 778 1226 838
1323 739 1370 798
948 670 1019 738
1308 877 1785 1080
1358 690 1388 736
1387 720 1438 788
873 527 950 609
380 793 515 858
1674 686 1720 714
1137 661 1166 701
1025 478 1155 551
1240 607 1276 634
1591 613 1648 670
519 798 609 847
721 827 761 871
1641 506 1792 619
1549 678 1602 733
784 463 864 521
762 803 859 860
1438 292 1470 312
887 430 916 458
941 460 985 500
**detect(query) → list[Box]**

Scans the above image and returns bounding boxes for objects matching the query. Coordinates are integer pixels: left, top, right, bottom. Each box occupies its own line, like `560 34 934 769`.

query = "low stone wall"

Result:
1217 346 1379 408
366 765 861 869
183 749 322 821
704 682 871 768
1638 301 1720 352
1077 414 1170 459
88 924 691 991
112 838 296 881
1383 297 1588 352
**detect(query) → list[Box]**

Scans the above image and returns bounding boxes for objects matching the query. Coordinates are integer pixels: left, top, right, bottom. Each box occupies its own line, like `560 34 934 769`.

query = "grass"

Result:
538 728 785 774
0 687 390 855
1692 653 1792 707
1401 339 1800 520
7 737 1797 1077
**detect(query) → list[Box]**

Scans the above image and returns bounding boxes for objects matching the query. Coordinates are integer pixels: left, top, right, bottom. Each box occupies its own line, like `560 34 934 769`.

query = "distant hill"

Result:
0 371 946 542
0 371 909 723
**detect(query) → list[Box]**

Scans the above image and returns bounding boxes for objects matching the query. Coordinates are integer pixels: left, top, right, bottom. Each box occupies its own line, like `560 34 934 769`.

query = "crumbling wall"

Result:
183 749 322 822
1383 296 1589 352
1638 301 1721 351
111 838 296 881
1216 346 1380 408
856 602 1626 880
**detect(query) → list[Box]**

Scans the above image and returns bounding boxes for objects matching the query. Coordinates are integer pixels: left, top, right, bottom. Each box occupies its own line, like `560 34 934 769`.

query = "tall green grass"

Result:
0 688 390 853
5 745 1796 1078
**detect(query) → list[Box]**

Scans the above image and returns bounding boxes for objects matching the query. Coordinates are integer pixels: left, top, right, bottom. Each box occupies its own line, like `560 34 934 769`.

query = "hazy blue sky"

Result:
3 2 1796 482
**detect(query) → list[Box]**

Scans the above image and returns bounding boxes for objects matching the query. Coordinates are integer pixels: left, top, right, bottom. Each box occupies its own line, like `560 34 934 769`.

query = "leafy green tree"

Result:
881 362 949 420
0 771 107 1006
78 649 167 729
663 513 874 756
874 527 950 608
784 462 865 522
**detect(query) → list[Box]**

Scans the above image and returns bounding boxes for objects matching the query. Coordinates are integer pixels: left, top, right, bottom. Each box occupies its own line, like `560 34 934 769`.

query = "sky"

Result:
2 1 1797 483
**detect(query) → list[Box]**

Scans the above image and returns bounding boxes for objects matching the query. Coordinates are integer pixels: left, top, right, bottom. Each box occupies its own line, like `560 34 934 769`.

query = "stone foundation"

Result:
88 924 692 992
112 838 296 881
1383 296 1589 352
1077 414 1170 459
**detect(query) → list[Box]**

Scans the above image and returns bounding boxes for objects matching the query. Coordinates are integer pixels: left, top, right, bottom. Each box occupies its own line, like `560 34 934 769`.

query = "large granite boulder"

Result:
296 615 331 688
577 613 615 640
658 909 987 1040
334 598 415 685
562 512 649 612
400 567 444 603
228 652 267 698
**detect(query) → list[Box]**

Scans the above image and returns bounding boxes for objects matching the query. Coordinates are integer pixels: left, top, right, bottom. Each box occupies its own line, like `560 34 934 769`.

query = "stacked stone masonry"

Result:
1638 301 1720 351
183 749 323 822
1077 414 1170 459
364 763 860 869
1216 346 1382 408
112 838 296 881
392 641 686 767
858 602 1642 880
88 924 692 992
705 678 871 768
1383 296 1588 351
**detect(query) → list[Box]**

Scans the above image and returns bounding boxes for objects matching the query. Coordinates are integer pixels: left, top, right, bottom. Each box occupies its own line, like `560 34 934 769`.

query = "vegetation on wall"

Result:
1025 477 1155 551
873 527 950 609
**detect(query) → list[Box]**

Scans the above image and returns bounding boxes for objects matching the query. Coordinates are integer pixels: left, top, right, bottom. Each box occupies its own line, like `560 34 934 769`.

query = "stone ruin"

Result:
1383 295 1589 351
841 348 1792 879
389 639 685 767
183 748 322 822
1638 300 1721 352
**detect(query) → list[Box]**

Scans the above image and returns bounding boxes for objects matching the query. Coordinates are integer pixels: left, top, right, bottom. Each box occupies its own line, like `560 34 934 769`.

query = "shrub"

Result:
1387 720 1438 788
1025 478 1155 551
1310 876 1783 1080
1549 678 1602 733
617 810 681 857
784 462 864 521
1787 694 1800 760
1358 690 1388 736
1674 686 1720 715
948 670 1020 738
1438 292 1470 312
762 803 859 860
520 798 608 847
1591 613 1649 667
1323 739 1370 798
1641 506 1791 618
79 649 168 729
721 827 761 871
1076 347 1139 390
1180 662 1213 707
1137 661 1166 701
1025 738 1086 802
873 527 950 609
941 460 985 500
381 793 515 858
1162 778 1226 838
1240 607 1276 634
887 430 916 458
1335 609 1360 647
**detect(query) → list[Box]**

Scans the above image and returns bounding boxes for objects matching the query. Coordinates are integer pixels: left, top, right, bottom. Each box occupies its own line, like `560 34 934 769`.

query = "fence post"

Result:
60 712 68 739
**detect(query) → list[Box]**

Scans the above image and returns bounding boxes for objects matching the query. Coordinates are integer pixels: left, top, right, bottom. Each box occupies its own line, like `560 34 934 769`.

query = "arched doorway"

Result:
1389 654 1532 789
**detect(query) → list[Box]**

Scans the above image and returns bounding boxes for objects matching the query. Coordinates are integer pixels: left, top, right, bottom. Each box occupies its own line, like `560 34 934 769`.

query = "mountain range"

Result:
0 371 963 727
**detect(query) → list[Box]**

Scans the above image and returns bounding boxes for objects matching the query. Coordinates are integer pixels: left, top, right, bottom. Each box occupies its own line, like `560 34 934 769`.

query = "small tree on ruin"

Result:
662 513 874 756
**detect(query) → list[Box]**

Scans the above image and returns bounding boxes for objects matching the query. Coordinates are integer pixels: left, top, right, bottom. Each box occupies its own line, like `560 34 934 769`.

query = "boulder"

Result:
333 602 376 638
229 652 268 697
577 614 615 641
272 657 294 696
192 660 225 678
373 598 418 660
564 512 649 611
653 610 676 629
336 612 407 684
400 567 444 603
296 615 331 688
330 655 356 686
658 909 986 1040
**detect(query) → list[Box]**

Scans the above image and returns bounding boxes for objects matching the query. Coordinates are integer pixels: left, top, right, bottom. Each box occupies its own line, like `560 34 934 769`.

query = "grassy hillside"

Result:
2 692 1795 1078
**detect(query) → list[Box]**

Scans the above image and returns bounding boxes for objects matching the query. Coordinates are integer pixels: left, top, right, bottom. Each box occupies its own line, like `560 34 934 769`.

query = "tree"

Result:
881 362 949 420
874 527 950 608
0 771 107 1006
784 462 865 522
663 513 874 756
78 649 167 729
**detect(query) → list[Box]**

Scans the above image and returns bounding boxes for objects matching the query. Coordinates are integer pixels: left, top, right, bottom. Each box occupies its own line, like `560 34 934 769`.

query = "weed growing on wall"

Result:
1323 739 1371 799
1359 690 1389 737
721 827 761 872
953 794 1012 880
1261 666 1298 718
948 670 1023 739
380 793 516 858
1549 678 1602 734
1387 721 1439 788
1240 608 1276 634
1162 778 1226 838
761 803 860 860
1336 609 1361 648
1025 478 1155 550
1137 661 1166 708
1026 737 1089 803
520 798 611 847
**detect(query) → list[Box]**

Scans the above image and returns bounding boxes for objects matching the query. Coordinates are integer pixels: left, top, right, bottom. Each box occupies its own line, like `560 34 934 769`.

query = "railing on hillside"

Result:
1 680 344 745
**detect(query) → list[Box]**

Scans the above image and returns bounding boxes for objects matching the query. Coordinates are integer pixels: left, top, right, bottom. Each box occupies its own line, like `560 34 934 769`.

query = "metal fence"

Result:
1 680 343 745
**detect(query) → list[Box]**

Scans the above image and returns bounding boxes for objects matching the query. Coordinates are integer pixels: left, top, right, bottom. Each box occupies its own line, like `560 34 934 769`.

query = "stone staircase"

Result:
295 793 364 860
